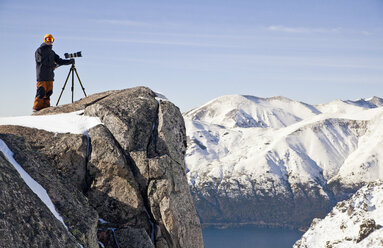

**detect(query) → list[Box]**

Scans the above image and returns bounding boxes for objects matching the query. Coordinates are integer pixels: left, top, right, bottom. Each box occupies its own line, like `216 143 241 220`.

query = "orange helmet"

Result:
44 34 54 43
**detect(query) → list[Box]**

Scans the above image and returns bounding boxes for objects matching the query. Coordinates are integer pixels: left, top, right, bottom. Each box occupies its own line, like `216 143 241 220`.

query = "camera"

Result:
64 51 82 59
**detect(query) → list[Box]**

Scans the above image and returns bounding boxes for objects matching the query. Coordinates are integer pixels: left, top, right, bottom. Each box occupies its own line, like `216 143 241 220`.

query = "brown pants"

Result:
33 81 53 111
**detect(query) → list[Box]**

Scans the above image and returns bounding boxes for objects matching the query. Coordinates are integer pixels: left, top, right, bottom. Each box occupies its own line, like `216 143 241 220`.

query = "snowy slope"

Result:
184 95 383 227
329 110 383 188
294 181 383 248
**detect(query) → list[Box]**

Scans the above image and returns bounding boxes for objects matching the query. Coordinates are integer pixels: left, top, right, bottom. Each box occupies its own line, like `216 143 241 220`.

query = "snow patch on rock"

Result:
0 110 102 134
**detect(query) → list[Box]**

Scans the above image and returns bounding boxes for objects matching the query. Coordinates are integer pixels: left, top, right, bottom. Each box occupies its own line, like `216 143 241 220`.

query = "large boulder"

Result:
85 87 204 248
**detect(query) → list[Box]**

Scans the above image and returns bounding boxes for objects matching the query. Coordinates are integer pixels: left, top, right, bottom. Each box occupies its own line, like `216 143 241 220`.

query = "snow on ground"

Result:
294 181 383 248
0 110 102 134
0 139 68 229
154 91 169 101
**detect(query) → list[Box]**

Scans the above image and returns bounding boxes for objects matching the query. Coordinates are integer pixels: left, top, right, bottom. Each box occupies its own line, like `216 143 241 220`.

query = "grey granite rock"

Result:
0 127 99 248
114 227 155 248
84 87 204 248
0 125 89 192
87 124 150 230
84 87 158 153
0 152 79 248
32 91 116 116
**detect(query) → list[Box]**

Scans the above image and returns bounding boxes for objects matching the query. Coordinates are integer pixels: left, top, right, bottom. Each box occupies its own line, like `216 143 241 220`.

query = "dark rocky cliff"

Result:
0 87 204 248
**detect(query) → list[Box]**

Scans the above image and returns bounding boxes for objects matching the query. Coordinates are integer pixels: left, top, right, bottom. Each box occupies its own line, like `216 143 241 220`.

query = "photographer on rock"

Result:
33 34 74 112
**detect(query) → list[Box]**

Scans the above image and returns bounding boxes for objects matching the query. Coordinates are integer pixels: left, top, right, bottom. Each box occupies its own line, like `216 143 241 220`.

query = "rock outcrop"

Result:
0 87 204 248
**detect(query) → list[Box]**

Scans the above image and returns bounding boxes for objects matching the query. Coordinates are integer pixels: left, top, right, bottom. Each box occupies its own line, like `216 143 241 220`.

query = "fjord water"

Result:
203 226 303 248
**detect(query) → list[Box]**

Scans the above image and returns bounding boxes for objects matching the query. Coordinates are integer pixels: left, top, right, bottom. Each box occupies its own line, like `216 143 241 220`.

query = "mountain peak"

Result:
344 96 383 109
185 94 319 129
267 95 294 102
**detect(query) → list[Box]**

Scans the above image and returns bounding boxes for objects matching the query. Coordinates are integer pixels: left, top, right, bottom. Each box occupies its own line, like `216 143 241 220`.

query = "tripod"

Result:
56 62 87 106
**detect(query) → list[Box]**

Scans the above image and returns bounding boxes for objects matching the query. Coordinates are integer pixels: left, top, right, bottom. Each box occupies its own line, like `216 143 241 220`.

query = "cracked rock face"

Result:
0 125 89 192
85 87 158 154
0 126 99 248
85 87 204 248
0 152 80 247
87 124 150 230
0 86 204 248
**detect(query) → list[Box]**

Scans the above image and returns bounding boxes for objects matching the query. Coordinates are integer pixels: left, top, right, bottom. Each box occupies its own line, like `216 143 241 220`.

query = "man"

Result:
33 34 74 111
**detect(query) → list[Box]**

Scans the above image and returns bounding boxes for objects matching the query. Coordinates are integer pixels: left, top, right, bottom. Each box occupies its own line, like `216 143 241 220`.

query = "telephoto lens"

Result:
64 51 82 59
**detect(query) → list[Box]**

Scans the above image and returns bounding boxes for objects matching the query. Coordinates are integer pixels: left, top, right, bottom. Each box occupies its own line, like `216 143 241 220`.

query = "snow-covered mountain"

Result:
184 95 383 228
294 181 383 247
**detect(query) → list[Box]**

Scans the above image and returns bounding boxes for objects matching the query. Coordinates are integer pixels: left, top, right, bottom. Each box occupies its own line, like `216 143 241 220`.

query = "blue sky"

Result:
0 0 382 116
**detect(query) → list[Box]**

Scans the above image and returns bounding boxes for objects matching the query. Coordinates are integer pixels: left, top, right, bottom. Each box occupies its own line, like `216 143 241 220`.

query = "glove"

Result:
70 59 75 64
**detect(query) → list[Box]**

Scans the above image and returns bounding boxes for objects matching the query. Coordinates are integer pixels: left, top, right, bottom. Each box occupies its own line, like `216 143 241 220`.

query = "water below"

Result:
203 226 303 248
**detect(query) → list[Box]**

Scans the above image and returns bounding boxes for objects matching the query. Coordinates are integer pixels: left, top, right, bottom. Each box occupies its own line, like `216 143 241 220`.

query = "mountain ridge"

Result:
184 94 383 229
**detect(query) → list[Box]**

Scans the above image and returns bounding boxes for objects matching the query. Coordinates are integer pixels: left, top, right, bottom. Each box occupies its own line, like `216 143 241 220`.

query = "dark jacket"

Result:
35 43 72 81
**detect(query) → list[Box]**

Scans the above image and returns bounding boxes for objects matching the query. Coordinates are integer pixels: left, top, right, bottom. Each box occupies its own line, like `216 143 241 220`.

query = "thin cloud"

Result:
91 19 182 29
63 36 235 48
94 19 153 27
266 25 375 36
267 25 341 34
288 77 383 85
184 53 383 70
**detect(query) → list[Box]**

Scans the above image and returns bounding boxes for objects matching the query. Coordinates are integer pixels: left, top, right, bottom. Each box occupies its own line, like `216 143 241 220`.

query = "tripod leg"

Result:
56 67 72 106
71 66 75 103
73 67 87 97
